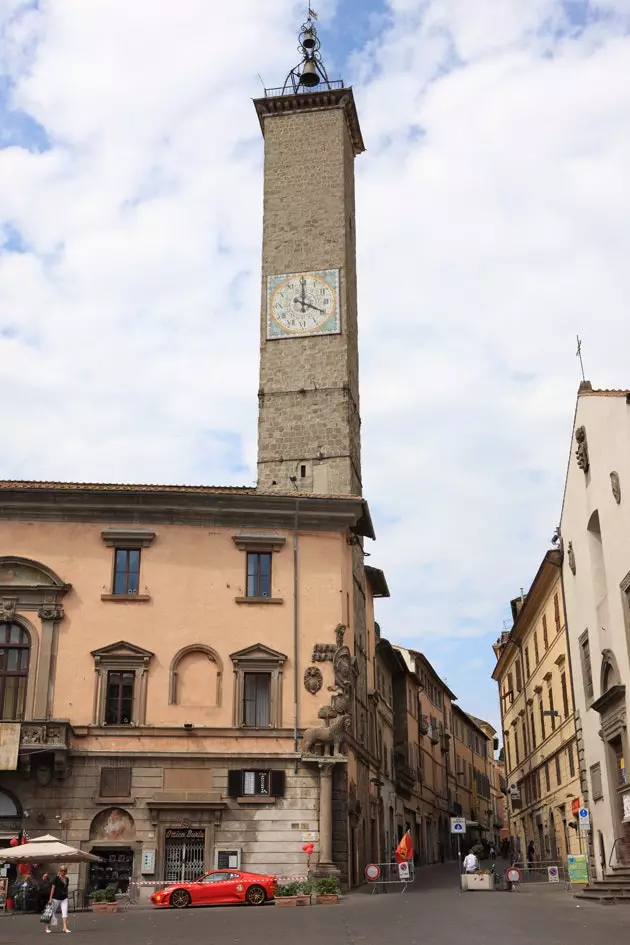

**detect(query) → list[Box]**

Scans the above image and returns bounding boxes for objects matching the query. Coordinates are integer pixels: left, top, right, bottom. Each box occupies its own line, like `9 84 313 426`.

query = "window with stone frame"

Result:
100 766 132 798
0 623 30 721
554 592 561 632
91 641 154 726
542 615 549 650
230 644 286 729
561 672 570 718
232 534 285 604
534 631 540 666
100 528 155 600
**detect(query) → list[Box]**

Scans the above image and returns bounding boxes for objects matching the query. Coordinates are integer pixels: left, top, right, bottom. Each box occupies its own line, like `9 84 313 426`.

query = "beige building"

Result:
451 707 493 849
492 551 581 864
0 19 389 892
560 383 630 876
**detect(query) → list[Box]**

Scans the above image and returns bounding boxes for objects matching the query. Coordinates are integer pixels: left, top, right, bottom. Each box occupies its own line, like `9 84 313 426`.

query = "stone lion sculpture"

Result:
302 714 350 757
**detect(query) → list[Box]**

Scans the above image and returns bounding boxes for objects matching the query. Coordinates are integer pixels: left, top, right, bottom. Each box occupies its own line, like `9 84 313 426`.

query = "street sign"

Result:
571 798 581 816
568 854 588 884
450 817 466 834
365 864 381 882
301 831 317 842
578 808 590 830
548 866 559 884
398 861 410 881
506 867 521 884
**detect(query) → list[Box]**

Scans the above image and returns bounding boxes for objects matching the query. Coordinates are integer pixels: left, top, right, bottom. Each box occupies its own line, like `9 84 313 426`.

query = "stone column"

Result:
34 603 64 719
315 762 340 878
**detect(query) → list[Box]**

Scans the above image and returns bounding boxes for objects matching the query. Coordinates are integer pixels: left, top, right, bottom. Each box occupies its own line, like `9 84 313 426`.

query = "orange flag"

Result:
395 830 413 864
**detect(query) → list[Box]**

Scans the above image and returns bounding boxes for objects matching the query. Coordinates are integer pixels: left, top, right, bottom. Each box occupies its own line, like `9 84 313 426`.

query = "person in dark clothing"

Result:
527 841 535 869
45 866 70 934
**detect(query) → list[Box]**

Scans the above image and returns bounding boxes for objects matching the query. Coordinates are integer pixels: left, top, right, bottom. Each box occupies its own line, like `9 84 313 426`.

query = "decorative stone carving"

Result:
304 666 323 695
302 714 350 757
312 643 336 662
332 645 353 691
623 792 630 823
611 471 622 505
21 726 46 745
0 598 17 621
575 426 589 473
37 602 64 621
568 541 576 576
334 623 346 649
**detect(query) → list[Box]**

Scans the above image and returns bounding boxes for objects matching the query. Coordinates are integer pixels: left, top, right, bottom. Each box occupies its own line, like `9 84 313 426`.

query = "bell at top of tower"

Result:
281 9 334 94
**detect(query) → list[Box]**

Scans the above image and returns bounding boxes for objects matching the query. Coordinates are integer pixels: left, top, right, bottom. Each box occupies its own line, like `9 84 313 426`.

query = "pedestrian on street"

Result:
463 851 479 873
45 865 70 935
527 841 535 869
489 844 496 862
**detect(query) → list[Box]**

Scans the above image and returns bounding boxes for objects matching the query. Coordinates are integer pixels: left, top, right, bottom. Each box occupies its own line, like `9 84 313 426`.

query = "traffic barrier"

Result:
365 861 415 893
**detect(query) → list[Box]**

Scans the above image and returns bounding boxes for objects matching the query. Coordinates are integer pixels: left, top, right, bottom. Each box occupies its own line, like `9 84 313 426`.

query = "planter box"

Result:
90 902 119 913
296 895 311 906
461 873 494 892
316 894 339 904
275 897 298 907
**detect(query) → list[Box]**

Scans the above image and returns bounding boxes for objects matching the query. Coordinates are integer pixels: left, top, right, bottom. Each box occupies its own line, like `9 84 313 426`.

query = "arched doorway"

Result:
88 808 136 893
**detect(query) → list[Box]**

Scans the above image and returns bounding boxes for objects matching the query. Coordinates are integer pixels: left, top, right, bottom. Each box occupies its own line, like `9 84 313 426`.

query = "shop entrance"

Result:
164 828 206 883
88 848 133 893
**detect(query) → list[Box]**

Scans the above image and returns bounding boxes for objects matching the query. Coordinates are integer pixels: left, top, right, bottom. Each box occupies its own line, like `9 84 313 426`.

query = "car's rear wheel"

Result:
170 889 191 909
246 885 266 906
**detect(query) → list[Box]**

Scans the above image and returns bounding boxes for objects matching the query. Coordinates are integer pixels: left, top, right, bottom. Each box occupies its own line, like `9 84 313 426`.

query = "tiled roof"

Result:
578 381 630 397
0 479 364 501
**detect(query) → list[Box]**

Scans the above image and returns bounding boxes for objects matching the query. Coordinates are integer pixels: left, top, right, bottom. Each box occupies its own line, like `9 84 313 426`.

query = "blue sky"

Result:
2 0 630 733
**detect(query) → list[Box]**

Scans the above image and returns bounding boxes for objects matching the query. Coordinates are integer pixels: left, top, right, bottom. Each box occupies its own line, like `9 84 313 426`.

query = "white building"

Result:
560 382 630 877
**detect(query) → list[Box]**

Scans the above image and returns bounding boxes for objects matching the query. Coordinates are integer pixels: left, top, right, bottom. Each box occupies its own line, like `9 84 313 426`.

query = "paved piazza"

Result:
1 866 625 945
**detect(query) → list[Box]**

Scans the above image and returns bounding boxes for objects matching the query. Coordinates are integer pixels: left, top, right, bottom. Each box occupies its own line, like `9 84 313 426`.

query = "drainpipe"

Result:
293 499 300 758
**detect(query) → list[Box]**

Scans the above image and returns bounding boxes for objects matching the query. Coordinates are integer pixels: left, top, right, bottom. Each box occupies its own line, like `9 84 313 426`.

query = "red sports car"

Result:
150 869 277 909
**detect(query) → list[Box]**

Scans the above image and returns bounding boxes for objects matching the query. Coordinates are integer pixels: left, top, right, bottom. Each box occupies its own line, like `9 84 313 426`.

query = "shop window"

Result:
0 622 30 721
100 767 132 798
227 769 285 798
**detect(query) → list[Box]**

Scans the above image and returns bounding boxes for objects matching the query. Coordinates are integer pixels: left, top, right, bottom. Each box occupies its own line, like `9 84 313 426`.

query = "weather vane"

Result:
281 8 333 94
576 334 585 382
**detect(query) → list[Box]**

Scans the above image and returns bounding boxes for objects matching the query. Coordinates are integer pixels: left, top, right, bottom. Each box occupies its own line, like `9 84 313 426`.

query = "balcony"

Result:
394 751 416 796
19 721 72 779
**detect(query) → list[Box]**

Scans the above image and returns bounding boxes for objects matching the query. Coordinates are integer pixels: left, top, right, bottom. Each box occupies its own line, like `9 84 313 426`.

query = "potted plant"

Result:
295 881 312 906
315 876 340 904
274 882 299 907
90 884 119 913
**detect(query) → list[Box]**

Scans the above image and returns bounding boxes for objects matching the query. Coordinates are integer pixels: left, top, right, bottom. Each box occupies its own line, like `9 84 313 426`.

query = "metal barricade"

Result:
366 861 415 893
507 862 569 890
128 879 174 905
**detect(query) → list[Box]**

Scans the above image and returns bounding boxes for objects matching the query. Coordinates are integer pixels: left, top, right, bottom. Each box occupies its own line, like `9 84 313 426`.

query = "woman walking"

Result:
45 866 70 934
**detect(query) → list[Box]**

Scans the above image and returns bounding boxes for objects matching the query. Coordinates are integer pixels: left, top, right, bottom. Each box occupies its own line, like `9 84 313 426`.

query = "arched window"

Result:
0 622 30 720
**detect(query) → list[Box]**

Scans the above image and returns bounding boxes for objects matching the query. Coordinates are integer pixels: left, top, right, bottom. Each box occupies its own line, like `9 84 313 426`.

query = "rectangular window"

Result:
515 660 523 692
530 712 537 749
561 672 570 718
567 743 576 778
542 615 549 650
522 720 528 757
549 688 556 731
591 762 603 801
227 769 285 798
105 671 134 725
554 592 561 632
507 672 514 704
100 767 132 798
525 647 531 679
544 763 550 792
246 552 272 598
534 632 540 665
243 672 270 727
113 548 140 595
505 731 512 772
580 632 594 701
555 754 562 786
515 730 520 765
539 699 545 742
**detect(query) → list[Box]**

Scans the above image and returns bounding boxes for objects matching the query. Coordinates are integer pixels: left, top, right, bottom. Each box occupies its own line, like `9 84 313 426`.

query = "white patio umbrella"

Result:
0 834 102 863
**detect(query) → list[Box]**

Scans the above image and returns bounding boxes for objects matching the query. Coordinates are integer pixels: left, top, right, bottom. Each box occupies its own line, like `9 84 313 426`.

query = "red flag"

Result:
395 830 413 864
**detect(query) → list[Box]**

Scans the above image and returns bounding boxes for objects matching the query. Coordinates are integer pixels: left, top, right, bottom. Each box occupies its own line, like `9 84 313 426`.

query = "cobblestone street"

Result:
1 865 626 945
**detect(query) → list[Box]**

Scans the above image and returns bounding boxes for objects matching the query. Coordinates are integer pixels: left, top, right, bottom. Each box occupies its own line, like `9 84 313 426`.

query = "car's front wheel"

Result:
246 885 266 906
170 889 191 909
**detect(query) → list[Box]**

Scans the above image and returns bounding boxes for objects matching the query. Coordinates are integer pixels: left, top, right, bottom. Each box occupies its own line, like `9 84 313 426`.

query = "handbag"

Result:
40 902 53 923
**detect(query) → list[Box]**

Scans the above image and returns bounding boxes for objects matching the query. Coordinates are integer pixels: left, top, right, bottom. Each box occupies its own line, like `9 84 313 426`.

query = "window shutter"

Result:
270 770 285 797
100 768 118 797
228 770 243 798
591 762 603 800
116 767 132 797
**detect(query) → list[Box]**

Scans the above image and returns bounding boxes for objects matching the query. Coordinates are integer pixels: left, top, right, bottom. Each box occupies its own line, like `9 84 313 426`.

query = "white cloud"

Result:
1 0 630 715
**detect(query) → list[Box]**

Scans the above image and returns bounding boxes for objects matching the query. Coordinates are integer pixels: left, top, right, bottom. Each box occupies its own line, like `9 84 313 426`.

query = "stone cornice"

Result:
253 87 365 156
0 483 374 538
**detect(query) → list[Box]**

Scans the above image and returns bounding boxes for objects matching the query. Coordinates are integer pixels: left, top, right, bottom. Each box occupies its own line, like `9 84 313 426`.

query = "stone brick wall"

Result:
257 100 362 497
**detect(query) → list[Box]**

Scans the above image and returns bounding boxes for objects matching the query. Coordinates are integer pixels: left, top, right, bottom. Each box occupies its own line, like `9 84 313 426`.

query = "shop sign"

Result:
141 849 156 874
568 855 588 884
165 828 205 841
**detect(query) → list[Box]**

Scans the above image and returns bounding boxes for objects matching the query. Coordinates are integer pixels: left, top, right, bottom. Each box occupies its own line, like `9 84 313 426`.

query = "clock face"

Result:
267 269 340 339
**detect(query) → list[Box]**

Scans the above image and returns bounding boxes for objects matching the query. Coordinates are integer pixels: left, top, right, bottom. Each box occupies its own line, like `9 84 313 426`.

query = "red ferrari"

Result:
150 869 277 909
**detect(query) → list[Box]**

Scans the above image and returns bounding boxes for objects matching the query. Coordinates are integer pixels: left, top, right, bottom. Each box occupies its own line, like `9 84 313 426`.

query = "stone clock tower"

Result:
254 19 365 497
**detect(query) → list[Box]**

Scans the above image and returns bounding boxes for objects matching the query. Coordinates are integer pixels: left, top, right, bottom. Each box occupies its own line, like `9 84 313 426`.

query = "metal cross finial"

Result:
576 335 585 382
